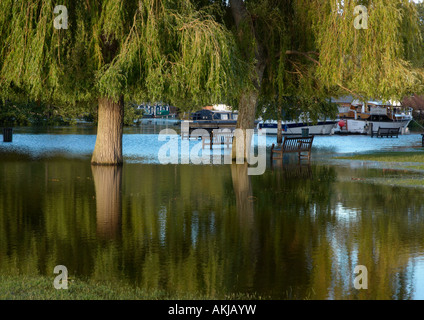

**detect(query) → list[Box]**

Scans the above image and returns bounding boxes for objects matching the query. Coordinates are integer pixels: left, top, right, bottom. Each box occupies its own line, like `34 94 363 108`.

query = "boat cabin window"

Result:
213 113 230 120
369 114 391 122
192 110 213 120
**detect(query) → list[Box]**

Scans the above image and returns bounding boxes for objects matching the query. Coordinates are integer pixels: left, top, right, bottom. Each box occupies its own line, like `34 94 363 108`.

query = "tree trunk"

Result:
92 165 122 239
277 120 283 145
91 96 124 165
277 106 283 144
232 91 259 161
229 0 267 161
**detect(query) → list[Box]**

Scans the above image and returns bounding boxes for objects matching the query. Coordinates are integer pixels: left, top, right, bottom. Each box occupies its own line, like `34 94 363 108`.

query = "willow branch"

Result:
336 83 363 100
285 50 321 66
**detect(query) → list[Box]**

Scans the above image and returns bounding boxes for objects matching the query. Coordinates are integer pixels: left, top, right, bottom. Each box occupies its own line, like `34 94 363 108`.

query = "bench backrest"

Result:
212 130 234 143
282 136 314 152
378 127 399 134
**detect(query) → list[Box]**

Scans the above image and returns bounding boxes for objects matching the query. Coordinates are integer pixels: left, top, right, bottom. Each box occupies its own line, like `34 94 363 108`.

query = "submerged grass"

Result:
364 177 424 188
335 151 424 164
334 150 424 188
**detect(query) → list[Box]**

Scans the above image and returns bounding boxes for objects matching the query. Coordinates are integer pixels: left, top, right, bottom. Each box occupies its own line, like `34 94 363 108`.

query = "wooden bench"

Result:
271 136 314 163
202 130 234 149
2 127 13 142
374 127 400 138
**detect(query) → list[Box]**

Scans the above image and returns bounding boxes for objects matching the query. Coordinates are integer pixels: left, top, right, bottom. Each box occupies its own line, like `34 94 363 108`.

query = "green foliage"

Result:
0 101 32 126
0 99 93 126
227 0 424 119
123 103 144 126
315 0 424 101
0 0 244 112
258 95 338 123
1 0 423 120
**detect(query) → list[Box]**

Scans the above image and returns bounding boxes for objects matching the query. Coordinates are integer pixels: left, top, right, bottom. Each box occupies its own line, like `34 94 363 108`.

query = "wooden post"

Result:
210 130 213 150
2 127 13 142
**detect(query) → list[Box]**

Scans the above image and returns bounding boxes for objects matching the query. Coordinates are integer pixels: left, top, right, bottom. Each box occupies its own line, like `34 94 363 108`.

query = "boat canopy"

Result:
351 99 402 107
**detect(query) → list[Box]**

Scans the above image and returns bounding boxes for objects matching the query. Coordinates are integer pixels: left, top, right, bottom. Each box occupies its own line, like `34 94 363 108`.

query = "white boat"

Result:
334 99 412 134
190 109 238 122
257 118 337 135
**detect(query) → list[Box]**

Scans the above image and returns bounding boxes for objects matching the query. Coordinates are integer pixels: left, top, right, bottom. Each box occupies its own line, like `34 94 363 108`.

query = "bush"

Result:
0 99 94 126
124 104 144 126
0 102 32 126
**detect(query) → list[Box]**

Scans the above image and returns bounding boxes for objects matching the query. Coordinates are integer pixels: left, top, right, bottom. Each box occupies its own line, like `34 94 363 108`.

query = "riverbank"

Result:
0 275 264 300
335 151 424 171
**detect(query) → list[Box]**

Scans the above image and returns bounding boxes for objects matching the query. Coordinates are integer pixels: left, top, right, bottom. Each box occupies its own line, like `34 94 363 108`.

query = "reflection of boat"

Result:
333 97 413 134
257 118 338 135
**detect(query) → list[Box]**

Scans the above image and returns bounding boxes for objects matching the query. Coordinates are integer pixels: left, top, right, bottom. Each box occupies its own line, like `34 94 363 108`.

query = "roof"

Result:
352 99 401 106
332 96 401 106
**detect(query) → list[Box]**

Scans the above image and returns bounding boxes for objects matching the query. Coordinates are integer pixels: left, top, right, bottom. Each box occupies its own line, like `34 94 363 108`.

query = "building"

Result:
138 104 177 118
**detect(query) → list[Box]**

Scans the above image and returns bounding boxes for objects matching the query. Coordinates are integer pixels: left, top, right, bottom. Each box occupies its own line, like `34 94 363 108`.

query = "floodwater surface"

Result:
1 126 424 299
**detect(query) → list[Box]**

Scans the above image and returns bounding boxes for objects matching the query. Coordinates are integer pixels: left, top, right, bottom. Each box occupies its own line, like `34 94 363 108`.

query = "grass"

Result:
335 151 424 166
0 275 267 300
0 275 167 300
334 151 424 185
363 177 424 188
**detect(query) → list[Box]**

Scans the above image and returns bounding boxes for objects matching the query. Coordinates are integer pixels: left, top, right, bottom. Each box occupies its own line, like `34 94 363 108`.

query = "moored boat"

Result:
257 119 338 135
333 97 412 134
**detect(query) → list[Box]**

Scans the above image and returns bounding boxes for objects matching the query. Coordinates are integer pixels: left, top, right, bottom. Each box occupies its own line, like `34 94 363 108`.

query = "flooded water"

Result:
1 125 424 299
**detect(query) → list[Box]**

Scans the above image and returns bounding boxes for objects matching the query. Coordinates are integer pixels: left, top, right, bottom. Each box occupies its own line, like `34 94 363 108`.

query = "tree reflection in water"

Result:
92 165 122 239
1 156 424 299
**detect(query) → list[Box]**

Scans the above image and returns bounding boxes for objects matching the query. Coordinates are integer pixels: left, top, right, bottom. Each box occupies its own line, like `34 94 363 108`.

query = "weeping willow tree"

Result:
1 0 423 163
316 0 424 97
0 0 244 165
225 0 424 159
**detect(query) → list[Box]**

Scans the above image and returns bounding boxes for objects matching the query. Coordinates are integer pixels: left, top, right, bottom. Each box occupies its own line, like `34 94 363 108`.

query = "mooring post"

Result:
2 127 13 143
210 130 213 150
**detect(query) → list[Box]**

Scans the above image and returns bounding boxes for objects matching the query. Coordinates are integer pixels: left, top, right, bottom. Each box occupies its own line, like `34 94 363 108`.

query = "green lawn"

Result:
0 275 263 300
335 151 424 170
0 275 172 300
